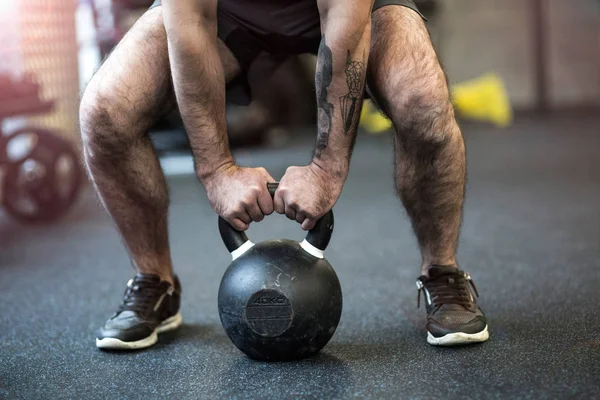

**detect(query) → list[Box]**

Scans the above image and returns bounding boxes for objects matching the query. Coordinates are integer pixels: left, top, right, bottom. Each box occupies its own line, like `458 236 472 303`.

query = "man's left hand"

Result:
274 163 345 230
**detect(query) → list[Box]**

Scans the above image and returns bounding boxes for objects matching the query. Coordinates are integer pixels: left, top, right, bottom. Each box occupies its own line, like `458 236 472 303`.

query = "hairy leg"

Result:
80 7 241 283
368 6 466 275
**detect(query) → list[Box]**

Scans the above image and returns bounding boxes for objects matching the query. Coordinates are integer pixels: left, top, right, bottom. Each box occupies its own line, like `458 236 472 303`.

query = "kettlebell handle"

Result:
218 182 334 259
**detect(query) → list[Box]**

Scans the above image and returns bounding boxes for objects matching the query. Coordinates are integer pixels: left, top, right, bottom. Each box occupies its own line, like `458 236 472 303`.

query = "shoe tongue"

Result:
427 265 459 279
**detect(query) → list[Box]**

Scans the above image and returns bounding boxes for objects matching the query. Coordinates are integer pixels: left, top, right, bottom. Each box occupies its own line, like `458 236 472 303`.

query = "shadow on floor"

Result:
159 323 228 346
217 351 353 398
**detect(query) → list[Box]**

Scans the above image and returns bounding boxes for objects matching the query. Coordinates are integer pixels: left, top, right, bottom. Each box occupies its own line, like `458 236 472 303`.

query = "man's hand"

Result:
274 163 344 231
202 164 275 231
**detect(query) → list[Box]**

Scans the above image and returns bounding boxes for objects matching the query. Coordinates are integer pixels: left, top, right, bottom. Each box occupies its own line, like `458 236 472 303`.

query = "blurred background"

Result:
1 1 599 398
0 0 599 222
0 0 599 221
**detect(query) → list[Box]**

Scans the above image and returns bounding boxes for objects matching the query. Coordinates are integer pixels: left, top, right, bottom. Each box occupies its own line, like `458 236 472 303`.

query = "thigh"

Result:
83 6 241 130
83 7 174 129
367 6 449 127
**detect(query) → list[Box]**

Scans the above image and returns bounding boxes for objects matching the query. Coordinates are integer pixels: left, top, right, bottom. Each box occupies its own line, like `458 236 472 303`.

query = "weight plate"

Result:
3 128 82 223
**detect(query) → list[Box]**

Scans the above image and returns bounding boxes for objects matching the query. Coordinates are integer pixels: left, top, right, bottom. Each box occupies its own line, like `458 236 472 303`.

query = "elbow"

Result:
322 16 370 46
163 4 217 39
319 0 371 33
165 18 217 50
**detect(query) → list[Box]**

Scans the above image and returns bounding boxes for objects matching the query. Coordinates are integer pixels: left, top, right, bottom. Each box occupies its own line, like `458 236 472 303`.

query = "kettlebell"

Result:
217 182 342 361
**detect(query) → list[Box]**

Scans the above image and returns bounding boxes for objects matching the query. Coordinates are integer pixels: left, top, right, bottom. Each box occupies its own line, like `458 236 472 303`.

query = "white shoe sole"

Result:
427 325 489 346
96 312 183 350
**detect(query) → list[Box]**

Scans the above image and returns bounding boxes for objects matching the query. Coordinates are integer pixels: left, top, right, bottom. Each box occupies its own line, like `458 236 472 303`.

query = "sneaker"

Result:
96 273 182 350
417 265 489 346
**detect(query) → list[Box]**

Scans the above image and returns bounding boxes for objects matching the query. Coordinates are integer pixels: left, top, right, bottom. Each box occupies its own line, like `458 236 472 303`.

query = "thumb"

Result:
273 187 285 214
260 168 276 183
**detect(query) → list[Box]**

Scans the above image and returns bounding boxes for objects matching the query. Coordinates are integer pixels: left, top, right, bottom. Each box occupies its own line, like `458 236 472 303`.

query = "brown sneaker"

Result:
417 265 489 346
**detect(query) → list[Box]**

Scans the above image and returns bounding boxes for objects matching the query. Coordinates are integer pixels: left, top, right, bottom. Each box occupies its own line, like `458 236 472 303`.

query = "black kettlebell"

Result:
217 182 342 361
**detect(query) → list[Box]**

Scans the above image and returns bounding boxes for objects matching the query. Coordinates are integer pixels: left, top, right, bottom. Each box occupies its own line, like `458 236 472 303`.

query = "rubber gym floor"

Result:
1 113 599 399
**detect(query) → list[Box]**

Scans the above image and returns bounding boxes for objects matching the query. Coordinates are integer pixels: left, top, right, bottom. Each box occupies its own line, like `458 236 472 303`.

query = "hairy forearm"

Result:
313 16 371 177
163 13 232 180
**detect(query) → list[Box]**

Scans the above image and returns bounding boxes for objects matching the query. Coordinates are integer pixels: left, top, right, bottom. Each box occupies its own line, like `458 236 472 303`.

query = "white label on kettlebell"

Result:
231 240 255 260
299 239 324 259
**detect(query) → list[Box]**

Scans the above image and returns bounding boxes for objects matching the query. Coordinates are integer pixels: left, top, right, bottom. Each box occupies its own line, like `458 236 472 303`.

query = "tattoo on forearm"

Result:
314 35 334 158
314 36 366 160
340 50 366 134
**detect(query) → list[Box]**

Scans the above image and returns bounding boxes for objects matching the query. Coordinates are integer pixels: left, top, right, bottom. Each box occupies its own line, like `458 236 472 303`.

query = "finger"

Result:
301 218 317 231
246 198 265 222
259 168 276 183
285 205 297 221
273 190 285 214
257 185 274 216
235 209 252 225
229 217 249 232
295 211 307 225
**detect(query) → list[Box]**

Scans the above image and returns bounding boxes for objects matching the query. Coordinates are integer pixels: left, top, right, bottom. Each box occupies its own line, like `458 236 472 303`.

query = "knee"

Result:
391 82 458 146
79 85 137 160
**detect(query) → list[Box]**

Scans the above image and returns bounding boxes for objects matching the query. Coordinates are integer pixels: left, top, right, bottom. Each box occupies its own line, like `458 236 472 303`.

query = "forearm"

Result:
163 5 232 180
313 11 371 177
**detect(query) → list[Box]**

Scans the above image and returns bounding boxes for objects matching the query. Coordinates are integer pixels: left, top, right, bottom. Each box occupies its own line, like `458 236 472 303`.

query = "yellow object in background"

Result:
451 73 513 128
359 100 393 134
360 72 513 134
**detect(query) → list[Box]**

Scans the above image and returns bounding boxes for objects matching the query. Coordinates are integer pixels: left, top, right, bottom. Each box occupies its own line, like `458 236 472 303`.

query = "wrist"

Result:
310 159 349 181
196 157 235 184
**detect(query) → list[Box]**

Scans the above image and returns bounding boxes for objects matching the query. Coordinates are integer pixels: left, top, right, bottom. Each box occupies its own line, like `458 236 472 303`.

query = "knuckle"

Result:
232 206 245 215
309 208 322 218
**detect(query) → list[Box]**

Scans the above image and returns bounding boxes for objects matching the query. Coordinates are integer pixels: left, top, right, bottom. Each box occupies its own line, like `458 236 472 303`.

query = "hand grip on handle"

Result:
218 182 334 257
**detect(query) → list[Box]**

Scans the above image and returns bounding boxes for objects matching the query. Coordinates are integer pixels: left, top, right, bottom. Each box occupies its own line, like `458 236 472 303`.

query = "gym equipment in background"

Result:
0 74 82 223
2 129 82 223
359 99 393 134
451 73 513 128
217 183 342 361
359 72 513 134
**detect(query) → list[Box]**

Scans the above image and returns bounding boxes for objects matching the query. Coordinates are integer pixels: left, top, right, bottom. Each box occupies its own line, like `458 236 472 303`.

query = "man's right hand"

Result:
201 163 276 231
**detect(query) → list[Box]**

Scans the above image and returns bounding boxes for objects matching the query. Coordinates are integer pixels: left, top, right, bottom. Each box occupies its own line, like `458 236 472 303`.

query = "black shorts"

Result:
149 0 425 104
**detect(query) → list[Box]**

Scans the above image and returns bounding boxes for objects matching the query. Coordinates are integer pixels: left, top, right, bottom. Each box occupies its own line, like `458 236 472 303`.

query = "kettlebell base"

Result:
239 347 324 362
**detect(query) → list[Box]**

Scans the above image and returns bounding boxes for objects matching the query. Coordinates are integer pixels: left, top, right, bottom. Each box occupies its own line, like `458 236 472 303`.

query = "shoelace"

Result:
417 271 479 309
115 278 171 316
